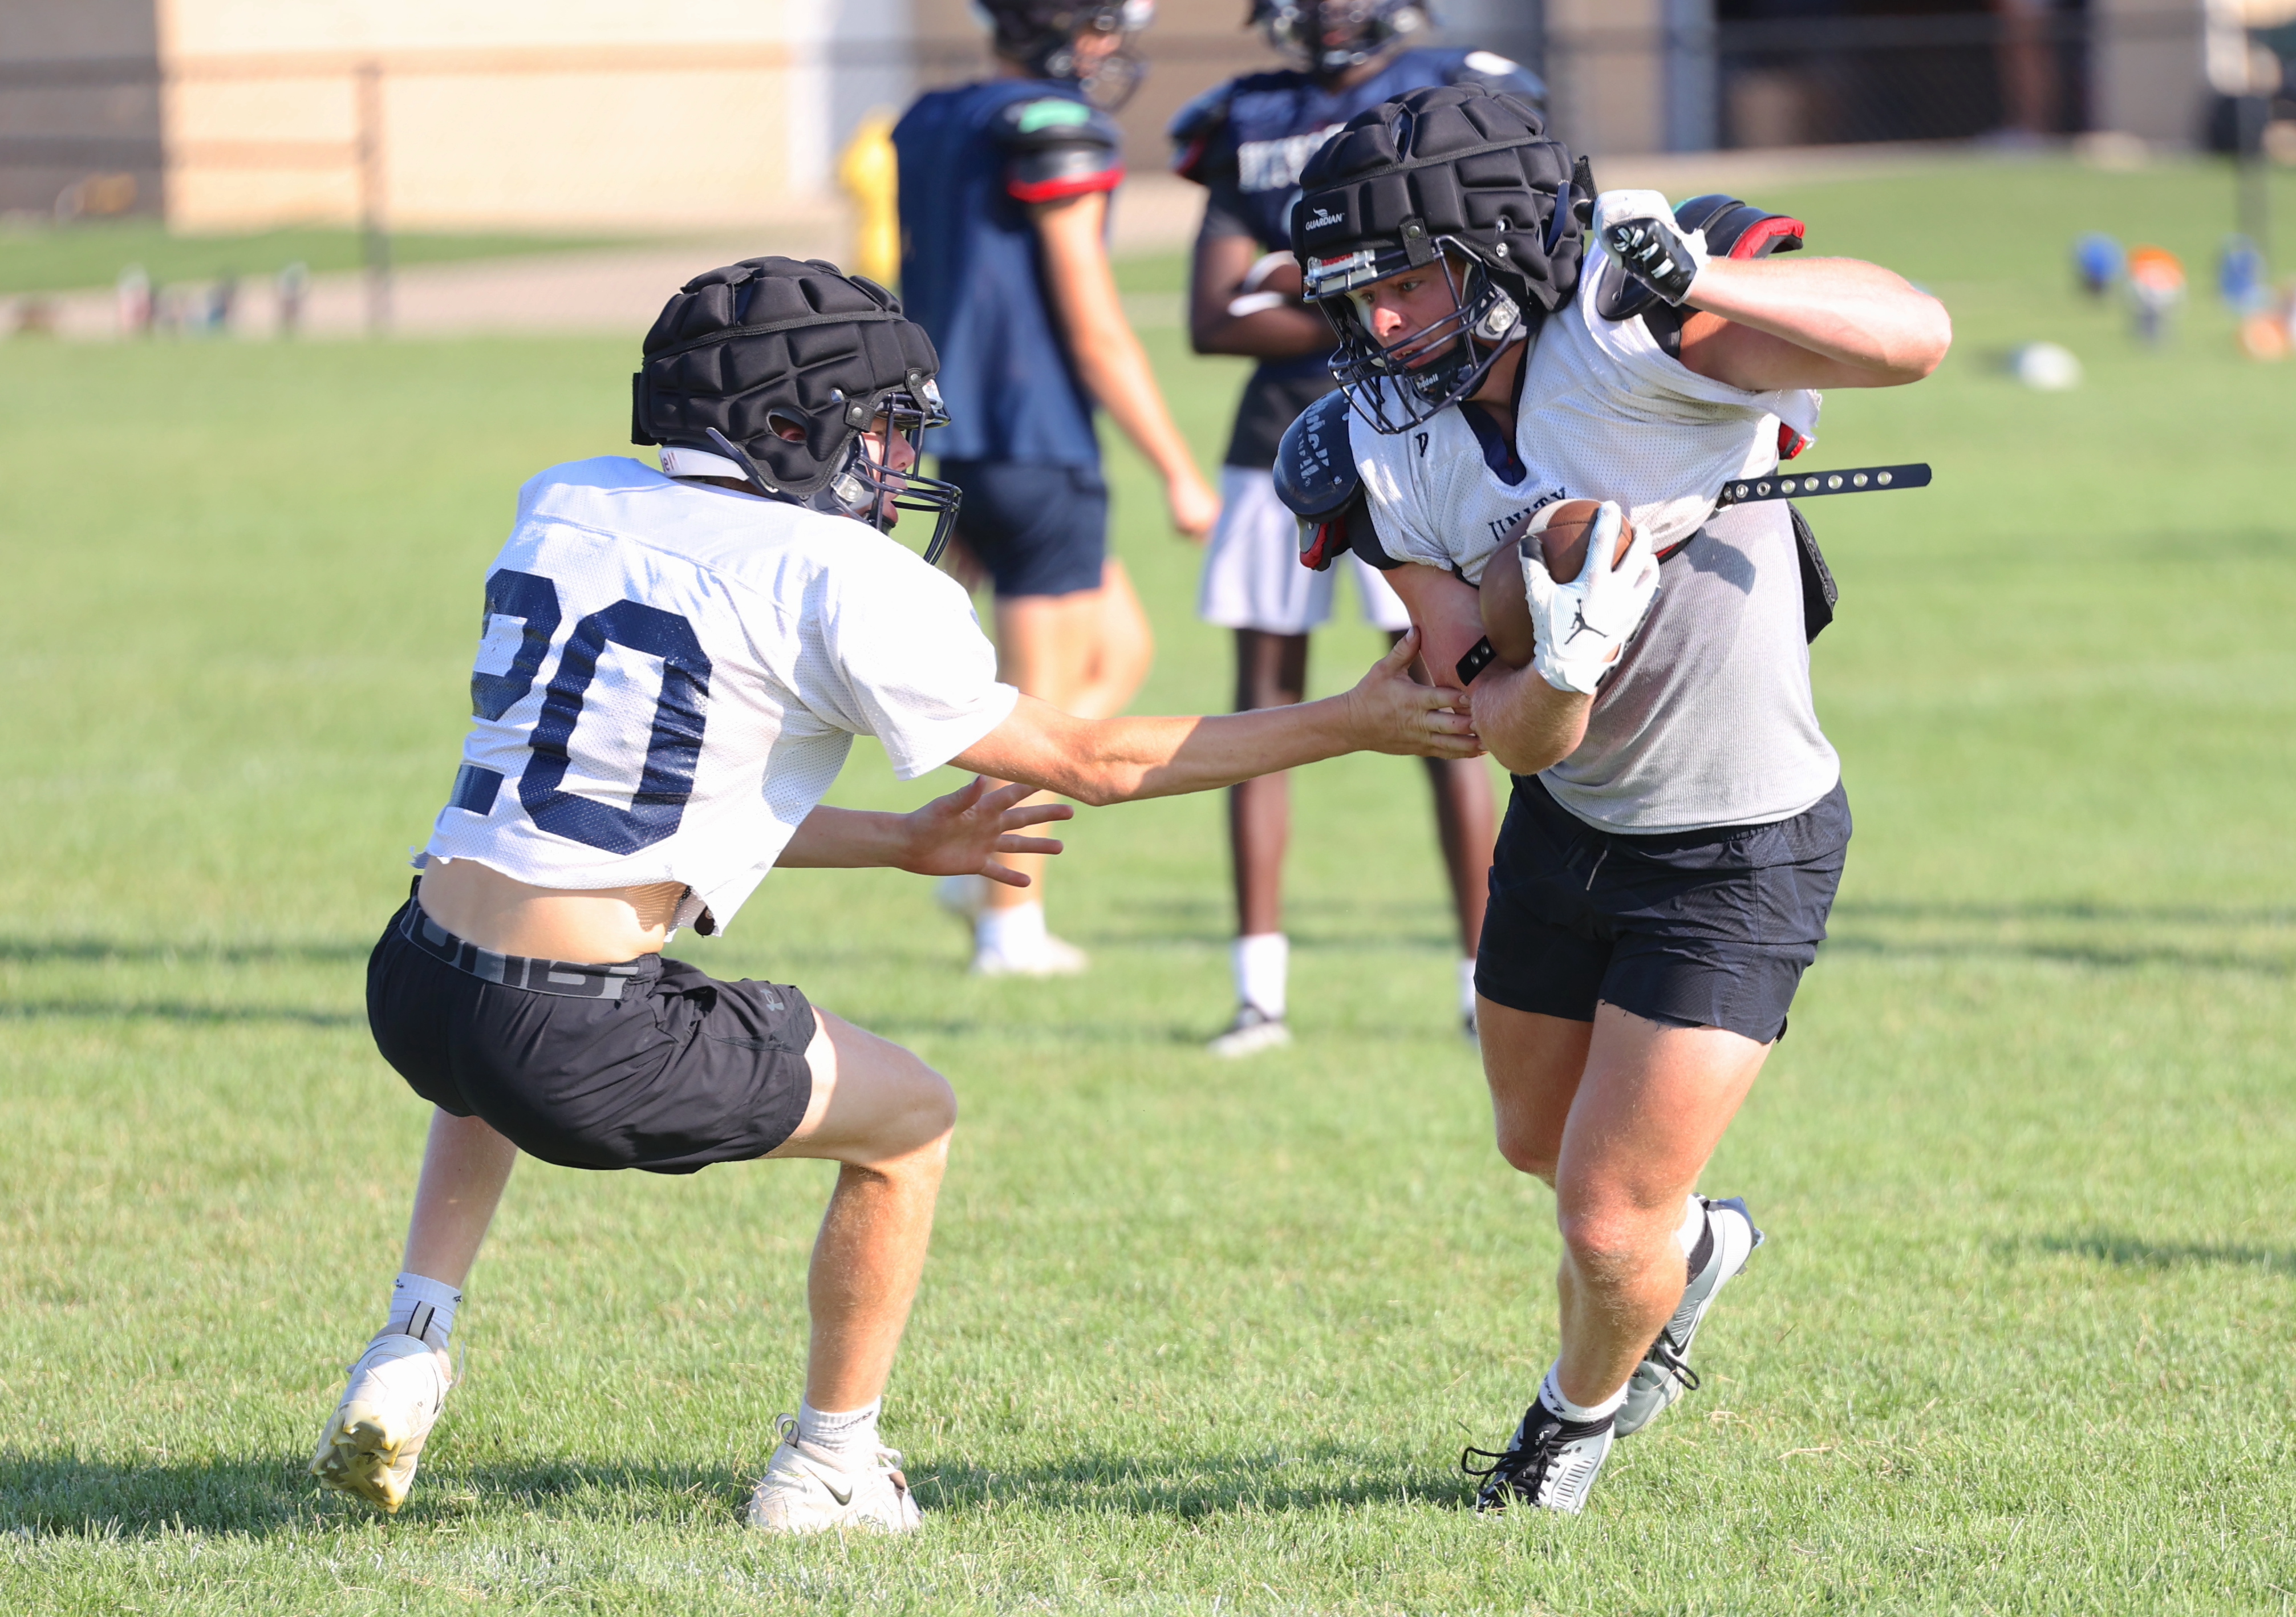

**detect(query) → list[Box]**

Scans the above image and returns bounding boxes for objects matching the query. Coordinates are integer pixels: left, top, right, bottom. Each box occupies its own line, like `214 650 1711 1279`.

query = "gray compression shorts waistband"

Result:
399 900 652 1001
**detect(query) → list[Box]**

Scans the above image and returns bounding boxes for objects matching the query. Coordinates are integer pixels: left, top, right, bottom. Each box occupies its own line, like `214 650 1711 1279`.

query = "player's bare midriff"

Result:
417 858 685 963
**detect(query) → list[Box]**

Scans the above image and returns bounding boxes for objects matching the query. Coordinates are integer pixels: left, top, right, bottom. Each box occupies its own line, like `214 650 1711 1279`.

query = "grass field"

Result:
3 155 2294 1613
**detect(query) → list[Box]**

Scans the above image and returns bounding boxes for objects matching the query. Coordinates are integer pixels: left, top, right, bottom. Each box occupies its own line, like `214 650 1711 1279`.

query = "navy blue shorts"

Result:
940 459 1108 599
1474 776 1851 1044
367 897 816 1174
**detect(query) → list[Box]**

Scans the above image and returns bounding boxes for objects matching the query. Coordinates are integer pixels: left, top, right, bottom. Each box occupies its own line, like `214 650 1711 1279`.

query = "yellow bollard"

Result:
838 110 900 289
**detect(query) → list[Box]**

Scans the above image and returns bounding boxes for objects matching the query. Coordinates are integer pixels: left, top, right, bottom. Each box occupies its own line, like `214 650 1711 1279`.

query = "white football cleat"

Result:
971 931 1088 977
309 1331 453 1513
1613 1194 1764 1437
746 1415 924 1534
1207 1003 1292 1058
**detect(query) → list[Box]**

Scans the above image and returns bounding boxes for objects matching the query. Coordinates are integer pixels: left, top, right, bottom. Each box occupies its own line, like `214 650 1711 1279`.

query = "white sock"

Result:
1675 1194 1707 1257
976 902 1046 959
1232 932 1288 1019
388 1271 460 1349
797 1397 882 1466
1458 957 1478 1019
1536 1363 1628 1426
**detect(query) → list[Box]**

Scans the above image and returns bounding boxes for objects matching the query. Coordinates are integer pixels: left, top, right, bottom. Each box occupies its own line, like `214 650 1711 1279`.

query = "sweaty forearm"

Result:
1471 663 1591 777
1684 256 1951 384
775 806 913 869
971 699 1361 808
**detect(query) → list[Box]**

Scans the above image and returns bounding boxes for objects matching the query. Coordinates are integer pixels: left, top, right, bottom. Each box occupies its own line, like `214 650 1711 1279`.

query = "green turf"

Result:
3 156 2294 1612
0 220 632 297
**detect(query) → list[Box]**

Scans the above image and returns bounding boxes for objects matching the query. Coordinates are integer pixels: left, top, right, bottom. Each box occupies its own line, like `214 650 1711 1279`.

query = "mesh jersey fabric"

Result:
1174 48 1543 468
423 457 1018 932
1350 228 1822 582
1349 233 1835 833
894 80 1117 467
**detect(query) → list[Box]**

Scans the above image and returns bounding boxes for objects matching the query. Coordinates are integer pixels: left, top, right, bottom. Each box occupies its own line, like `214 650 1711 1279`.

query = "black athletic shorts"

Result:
366 894 817 1174
1475 776 1851 1044
939 459 1108 599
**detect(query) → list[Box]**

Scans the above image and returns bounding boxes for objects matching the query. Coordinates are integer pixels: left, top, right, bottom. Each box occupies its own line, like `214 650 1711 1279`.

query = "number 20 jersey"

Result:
422 458 1018 935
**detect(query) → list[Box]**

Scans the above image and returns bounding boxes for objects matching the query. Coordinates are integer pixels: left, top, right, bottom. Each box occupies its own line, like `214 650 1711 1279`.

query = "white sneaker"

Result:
746 1414 924 1534
1207 1003 1292 1057
1613 1195 1764 1437
309 1331 453 1513
971 931 1088 977
934 873 987 925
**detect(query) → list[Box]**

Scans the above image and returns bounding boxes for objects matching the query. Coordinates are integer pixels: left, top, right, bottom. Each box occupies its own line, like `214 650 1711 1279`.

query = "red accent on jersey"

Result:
1006 167 1125 204
1729 216 1806 260
1777 422 1812 461
1300 516 1349 571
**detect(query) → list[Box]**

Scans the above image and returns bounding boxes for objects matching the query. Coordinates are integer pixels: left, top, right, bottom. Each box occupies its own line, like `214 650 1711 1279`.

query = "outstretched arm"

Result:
1676 255 1953 391
1036 191 1222 540
951 629 1479 807
778 780 1071 886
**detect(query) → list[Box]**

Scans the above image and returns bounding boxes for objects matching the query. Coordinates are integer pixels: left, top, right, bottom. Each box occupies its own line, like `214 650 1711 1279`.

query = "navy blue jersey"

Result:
894 80 1124 468
1171 48 1545 468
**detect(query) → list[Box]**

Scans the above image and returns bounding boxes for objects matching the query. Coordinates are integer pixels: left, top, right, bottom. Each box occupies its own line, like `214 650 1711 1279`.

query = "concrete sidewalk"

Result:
11 145 2038 343
19 176 1211 343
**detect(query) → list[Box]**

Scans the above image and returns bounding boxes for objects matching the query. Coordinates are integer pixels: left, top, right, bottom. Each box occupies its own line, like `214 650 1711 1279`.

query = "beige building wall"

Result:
2093 0 2208 143
155 0 910 230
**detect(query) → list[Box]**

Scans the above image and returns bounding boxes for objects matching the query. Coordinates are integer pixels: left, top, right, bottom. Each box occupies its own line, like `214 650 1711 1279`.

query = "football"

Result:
1478 500 1637 668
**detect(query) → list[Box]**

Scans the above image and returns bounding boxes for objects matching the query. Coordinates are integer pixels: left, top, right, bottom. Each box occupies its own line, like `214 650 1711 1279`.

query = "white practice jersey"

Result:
423 458 1017 934
1352 234 1822 586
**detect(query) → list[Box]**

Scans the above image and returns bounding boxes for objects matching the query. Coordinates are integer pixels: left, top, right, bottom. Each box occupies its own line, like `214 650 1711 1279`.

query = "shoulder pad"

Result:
1272 389 1360 521
1674 194 1806 260
1167 80 1237 186
1447 50 1548 115
1167 82 1235 147
996 98 1124 204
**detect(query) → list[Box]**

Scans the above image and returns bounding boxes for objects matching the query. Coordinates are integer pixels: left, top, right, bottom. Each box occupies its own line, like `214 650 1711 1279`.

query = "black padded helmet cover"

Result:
1291 84 1581 314
631 257 940 501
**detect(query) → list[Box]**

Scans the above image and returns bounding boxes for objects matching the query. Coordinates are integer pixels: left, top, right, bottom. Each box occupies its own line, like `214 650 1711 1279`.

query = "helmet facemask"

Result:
706 377 963 566
1254 0 1429 82
1306 238 1528 434
992 0 1155 108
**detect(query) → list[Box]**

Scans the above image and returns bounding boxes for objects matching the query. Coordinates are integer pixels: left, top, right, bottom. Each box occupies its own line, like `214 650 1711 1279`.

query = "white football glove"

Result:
1593 189 1709 307
1519 501 1662 696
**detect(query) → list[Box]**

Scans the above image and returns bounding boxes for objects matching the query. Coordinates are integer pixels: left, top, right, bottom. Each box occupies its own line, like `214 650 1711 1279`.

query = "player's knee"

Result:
1492 1115 1557 1181
884 1057 957 1163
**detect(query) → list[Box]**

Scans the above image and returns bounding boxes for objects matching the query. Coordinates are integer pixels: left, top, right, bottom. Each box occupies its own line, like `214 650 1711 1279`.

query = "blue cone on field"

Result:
2219 235 2269 314
2074 232 2123 297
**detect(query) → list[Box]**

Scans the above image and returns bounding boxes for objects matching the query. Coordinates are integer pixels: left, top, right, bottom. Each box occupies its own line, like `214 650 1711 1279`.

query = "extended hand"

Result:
1344 628 1484 758
898 777 1072 887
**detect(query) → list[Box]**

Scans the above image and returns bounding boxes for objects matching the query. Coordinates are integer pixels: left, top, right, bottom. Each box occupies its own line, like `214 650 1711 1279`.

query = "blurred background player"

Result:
895 0 1224 976
1170 3 1542 1053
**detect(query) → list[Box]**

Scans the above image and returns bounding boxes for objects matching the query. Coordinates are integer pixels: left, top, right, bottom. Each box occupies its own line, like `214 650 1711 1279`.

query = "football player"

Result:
309 257 1476 1532
1273 87 1950 1510
1172 2 1540 1055
893 0 1223 976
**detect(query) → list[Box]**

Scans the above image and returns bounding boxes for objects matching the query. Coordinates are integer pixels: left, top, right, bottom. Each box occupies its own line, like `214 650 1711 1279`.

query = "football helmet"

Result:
1291 84 1585 433
631 257 962 563
977 0 1156 109
1251 0 1431 82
